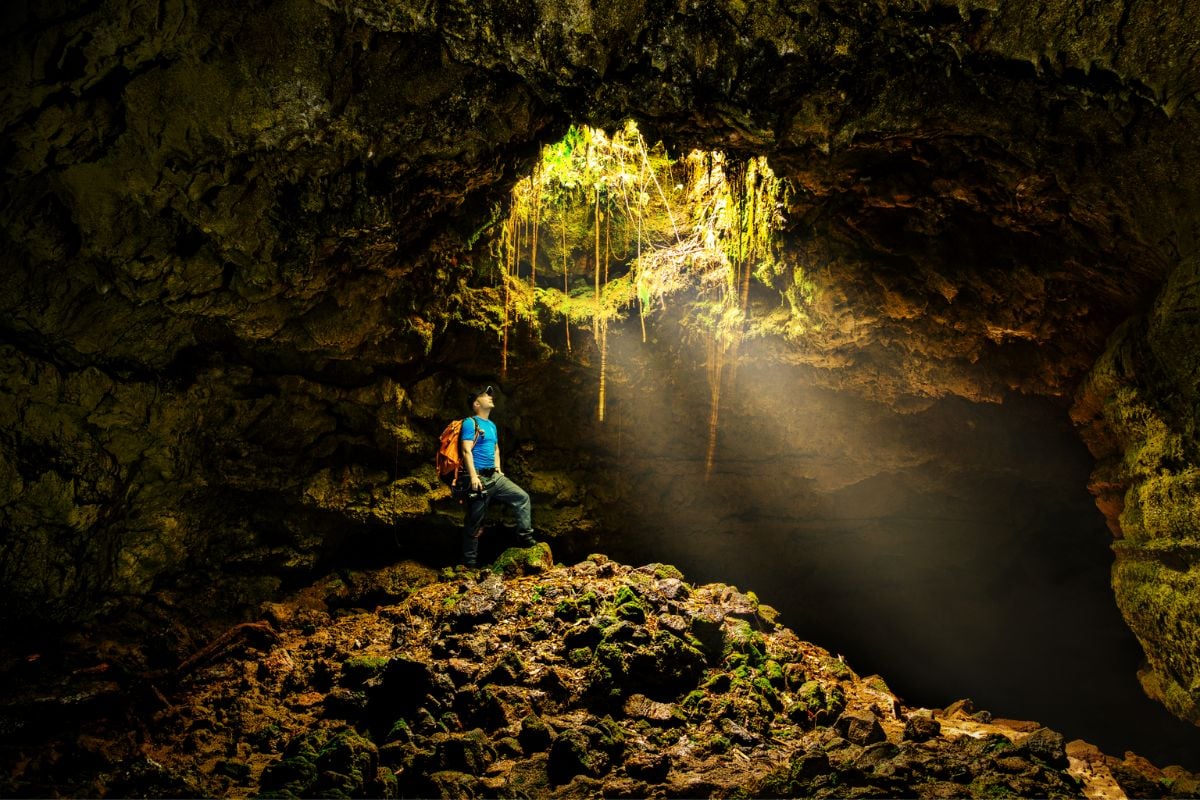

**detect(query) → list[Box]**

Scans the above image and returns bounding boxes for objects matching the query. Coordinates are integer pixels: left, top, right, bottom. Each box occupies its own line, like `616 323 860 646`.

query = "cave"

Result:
3 0 1200 796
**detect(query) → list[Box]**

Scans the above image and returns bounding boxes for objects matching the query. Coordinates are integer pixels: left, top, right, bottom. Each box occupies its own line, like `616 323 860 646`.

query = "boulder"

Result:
835 711 887 746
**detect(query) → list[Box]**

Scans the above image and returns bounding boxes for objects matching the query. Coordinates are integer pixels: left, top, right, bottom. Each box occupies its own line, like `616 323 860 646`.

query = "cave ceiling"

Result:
3 0 1197 398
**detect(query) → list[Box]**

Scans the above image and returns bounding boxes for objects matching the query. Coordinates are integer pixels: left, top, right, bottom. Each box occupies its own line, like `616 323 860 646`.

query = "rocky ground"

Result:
2 547 1198 799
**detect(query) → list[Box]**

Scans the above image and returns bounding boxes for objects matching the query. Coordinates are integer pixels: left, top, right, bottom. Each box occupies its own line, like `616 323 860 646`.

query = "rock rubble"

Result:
5 549 1192 798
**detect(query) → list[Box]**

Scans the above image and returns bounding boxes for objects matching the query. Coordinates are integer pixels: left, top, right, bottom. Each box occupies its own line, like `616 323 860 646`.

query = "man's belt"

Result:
477 468 496 477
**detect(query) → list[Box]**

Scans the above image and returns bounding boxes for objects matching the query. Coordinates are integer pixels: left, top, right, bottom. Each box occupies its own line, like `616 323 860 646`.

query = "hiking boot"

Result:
516 531 536 546
463 558 477 568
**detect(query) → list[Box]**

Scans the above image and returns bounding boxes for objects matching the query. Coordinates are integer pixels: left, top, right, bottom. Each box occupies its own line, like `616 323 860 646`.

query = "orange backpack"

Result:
436 416 482 491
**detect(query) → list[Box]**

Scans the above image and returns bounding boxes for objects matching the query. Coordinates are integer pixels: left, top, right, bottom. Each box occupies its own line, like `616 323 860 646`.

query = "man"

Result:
460 385 536 567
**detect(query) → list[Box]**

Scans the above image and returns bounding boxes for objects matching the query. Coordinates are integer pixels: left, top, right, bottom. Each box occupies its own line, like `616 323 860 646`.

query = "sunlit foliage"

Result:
476 121 796 474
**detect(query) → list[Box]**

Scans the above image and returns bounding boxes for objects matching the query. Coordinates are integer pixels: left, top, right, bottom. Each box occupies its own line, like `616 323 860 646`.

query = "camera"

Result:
452 480 488 502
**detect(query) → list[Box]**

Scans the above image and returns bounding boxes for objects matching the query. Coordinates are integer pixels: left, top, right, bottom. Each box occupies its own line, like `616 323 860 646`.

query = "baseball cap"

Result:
467 384 494 408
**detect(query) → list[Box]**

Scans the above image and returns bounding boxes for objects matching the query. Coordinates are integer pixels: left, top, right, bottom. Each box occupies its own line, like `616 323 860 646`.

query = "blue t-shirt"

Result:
461 416 497 469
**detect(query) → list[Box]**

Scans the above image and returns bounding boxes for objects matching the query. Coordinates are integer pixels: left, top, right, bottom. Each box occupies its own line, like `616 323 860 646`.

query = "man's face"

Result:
474 391 494 411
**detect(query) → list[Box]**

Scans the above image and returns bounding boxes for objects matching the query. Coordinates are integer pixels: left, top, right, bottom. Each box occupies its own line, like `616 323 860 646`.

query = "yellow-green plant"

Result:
476 121 795 474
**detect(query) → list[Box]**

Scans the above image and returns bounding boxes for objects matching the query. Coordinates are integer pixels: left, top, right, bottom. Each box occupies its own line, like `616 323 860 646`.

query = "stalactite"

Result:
530 168 540 286
637 187 647 342
593 188 601 344
502 215 513 377
561 207 571 353
605 204 612 285
598 319 608 422
596 203 612 423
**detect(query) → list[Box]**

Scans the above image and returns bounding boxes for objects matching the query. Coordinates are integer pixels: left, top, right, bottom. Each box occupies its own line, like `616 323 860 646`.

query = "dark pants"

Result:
462 473 532 563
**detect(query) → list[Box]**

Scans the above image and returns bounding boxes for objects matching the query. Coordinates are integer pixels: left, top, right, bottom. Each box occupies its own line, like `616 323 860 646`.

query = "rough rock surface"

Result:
4 552 1194 798
2 0 1200 731
1071 251 1200 726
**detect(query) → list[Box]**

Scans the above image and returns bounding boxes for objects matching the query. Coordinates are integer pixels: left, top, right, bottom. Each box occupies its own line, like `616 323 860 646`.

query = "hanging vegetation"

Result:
476 121 799 476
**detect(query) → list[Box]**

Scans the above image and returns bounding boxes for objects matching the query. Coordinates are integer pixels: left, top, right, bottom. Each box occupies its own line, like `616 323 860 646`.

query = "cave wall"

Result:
1072 249 1200 725
2 0 1200 722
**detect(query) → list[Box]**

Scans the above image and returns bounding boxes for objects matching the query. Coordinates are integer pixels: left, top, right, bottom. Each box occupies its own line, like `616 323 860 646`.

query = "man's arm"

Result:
494 443 502 476
462 428 482 490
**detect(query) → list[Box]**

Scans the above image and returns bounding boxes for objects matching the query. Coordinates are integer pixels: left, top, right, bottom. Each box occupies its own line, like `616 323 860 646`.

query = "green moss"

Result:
613 585 639 606
554 588 602 621
653 564 684 580
819 654 855 680
616 601 646 623
386 719 413 743
706 735 732 754
969 774 1018 797
792 680 845 719
764 659 785 687
681 689 707 712
342 655 390 684
490 542 553 576
260 755 318 794
378 766 398 798
724 619 767 666
594 715 625 751
751 676 781 709
704 673 732 692
594 641 624 670
863 675 891 694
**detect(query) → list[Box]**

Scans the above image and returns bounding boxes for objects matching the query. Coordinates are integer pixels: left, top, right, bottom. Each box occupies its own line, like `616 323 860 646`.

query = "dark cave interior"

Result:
3 0 1200 796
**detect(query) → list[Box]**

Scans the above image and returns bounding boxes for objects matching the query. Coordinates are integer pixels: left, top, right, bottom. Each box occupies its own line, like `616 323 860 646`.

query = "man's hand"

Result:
470 475 483 491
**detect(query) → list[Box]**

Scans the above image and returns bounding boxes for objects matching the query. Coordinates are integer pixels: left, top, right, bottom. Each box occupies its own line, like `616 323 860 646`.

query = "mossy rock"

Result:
491 542 554 577
260 754 319 794
707 734 732 754
819 654 856 681
756 751 835 797
548 728 605 784
453 686 509 730
652 563 685 580
480 651 525 685
567 646 593 666
789 680 846 726
504 752 552 797
591 715 626 755
688 612 726 659
613 585 640 606
311 728 379 793
724 620 767 667
423 728 496 775
554 591 599 621
341 655 391 685
624 630 707 698
616 601 647 623
518 714 555 752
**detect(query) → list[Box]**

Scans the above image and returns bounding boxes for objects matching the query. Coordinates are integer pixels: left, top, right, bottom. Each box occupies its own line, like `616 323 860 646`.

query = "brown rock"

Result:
902 715 940 742
835 711 887 746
